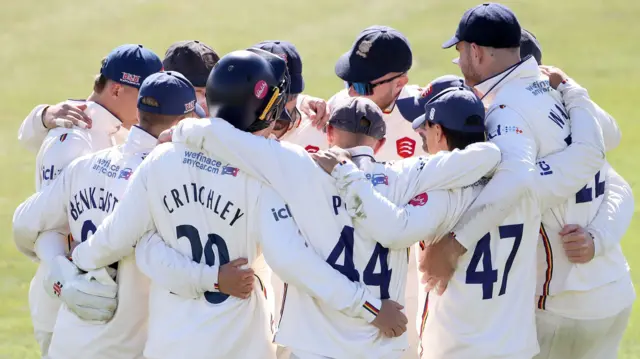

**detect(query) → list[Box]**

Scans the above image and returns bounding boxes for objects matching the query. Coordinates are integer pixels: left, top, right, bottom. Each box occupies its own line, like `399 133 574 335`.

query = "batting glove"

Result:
44 256 118 323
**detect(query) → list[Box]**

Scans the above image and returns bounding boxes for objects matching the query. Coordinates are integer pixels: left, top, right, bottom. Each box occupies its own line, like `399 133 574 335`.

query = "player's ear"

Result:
326 125 335 144
109 82 122 98
374 137 386 154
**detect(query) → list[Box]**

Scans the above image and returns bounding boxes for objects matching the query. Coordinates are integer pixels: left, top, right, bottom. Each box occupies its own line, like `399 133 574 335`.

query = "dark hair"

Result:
93 58 108 93
138 110 186 128
427 121 486 151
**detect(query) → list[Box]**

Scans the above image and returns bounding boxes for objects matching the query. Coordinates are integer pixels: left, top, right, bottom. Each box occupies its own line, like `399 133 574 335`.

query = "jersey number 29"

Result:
326 226 392 299
465 224 523 300
177 224 231 304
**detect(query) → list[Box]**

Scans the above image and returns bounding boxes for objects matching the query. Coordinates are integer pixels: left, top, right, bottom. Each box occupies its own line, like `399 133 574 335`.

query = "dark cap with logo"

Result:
253 40 304 94
335 25 412 83
397 74 466 122
442 3 521 49
520 29 542 65
100 44 163 89
138 71 206 117
412 87 485 133
163 40 220 88
329 97 386 139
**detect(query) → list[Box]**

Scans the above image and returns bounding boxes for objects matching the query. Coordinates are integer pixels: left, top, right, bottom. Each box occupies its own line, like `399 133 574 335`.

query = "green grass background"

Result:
0 0 638 357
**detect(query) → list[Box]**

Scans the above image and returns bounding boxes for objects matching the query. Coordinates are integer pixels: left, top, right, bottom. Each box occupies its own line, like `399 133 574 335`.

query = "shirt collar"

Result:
122 125 157 154
346 146 377 168
473 55 539 104
84 101 123 136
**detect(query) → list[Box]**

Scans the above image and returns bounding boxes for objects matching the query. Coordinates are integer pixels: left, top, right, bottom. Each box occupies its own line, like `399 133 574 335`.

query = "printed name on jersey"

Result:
526 80 552 96
366 173 388 186
41 164 63 181
396 137 416 158
69 187 120 221
304 145 320 153
537 160 553 176
548 104 569 129
163 182 245 226
183 150 223 174
486 124 523 140
271 204 293 221
409 192 428 206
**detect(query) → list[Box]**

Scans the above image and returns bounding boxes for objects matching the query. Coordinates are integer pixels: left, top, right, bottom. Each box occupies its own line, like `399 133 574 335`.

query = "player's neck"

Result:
86 92 130 128
481 54 521 83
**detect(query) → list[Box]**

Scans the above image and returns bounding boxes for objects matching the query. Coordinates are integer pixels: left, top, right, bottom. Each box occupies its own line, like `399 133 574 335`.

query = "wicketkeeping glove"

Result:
44 256 118 323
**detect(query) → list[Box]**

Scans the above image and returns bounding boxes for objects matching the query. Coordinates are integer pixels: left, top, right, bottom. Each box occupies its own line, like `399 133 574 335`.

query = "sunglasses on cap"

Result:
347 72 406 96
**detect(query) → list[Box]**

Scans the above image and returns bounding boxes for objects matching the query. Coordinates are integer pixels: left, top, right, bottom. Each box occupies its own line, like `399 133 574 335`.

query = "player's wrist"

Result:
358 295 382 323
201 265 221 293
40 105 53 129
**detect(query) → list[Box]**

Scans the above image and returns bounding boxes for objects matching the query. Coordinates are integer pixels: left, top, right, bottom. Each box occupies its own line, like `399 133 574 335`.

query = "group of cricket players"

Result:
11 2 635 359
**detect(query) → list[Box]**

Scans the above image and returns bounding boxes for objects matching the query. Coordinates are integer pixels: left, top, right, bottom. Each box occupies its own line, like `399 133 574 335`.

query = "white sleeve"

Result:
258 186 382 323
594 104 621 152
39 130 93 188
535 81 606 211
34 232 70 266
172 117 317 196
18 105 49 153
331 162 451 249
587 167 634 256
72 161 154 271
135 232 219 299
451 105 537 250
389 142 501 202
12 167 70 261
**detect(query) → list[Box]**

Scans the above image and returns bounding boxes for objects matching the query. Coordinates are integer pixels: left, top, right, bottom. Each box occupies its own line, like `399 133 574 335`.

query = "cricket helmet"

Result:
205 48 289 132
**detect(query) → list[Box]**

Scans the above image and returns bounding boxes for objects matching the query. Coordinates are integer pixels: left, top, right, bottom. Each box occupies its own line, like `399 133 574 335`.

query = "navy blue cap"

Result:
443 3 521 49
253 40 304 94
520 29 542 65
397 75 466 122
335 25 412 83
163 40 220 88
412 87 485 132
329 97 386 139
100 44 163 89
137 71 206 117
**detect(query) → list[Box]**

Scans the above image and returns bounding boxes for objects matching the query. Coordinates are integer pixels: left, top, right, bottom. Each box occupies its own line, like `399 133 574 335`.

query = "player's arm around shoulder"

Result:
534 80 606 211
257 185 387 323
38 128 93 187
135 232 220 299
392 141 501 202
451 104 537 250
12 157 80 261
18 104 49 153
72 157 154 271
588 166 634 256
173 117 314 188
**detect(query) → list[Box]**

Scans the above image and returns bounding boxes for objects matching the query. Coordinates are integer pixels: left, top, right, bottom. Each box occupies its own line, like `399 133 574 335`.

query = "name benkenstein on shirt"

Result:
163 183 245 227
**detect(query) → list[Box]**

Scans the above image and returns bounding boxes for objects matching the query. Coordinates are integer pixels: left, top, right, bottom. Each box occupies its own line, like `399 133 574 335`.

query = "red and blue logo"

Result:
118 168 133 180
221 165 239 177
371 173 389 186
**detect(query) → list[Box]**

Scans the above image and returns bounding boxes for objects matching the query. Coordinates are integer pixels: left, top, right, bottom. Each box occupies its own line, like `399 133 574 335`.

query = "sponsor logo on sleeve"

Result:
221 165 239 177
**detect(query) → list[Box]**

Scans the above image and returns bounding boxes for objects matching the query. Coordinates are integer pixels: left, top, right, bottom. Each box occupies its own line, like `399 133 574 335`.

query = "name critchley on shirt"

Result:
163 183 245 227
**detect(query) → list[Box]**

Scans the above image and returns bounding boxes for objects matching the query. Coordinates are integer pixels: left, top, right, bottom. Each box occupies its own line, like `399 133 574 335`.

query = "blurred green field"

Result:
0 0 638 357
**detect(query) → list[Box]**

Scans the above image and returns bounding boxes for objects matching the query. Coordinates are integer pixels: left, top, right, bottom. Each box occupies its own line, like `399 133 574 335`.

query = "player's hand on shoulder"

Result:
312 147 352 174
157 126 176 145
419 234 466 295
44 256 118 322
560 224 595 263
42 102 92 130
371 299 408 338
218 258 254 299
298 95 330 130
539 65 569 90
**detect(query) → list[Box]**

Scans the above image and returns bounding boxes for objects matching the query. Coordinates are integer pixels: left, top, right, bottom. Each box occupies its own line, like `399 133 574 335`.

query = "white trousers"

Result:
34 329 52 359
534 306 632 359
